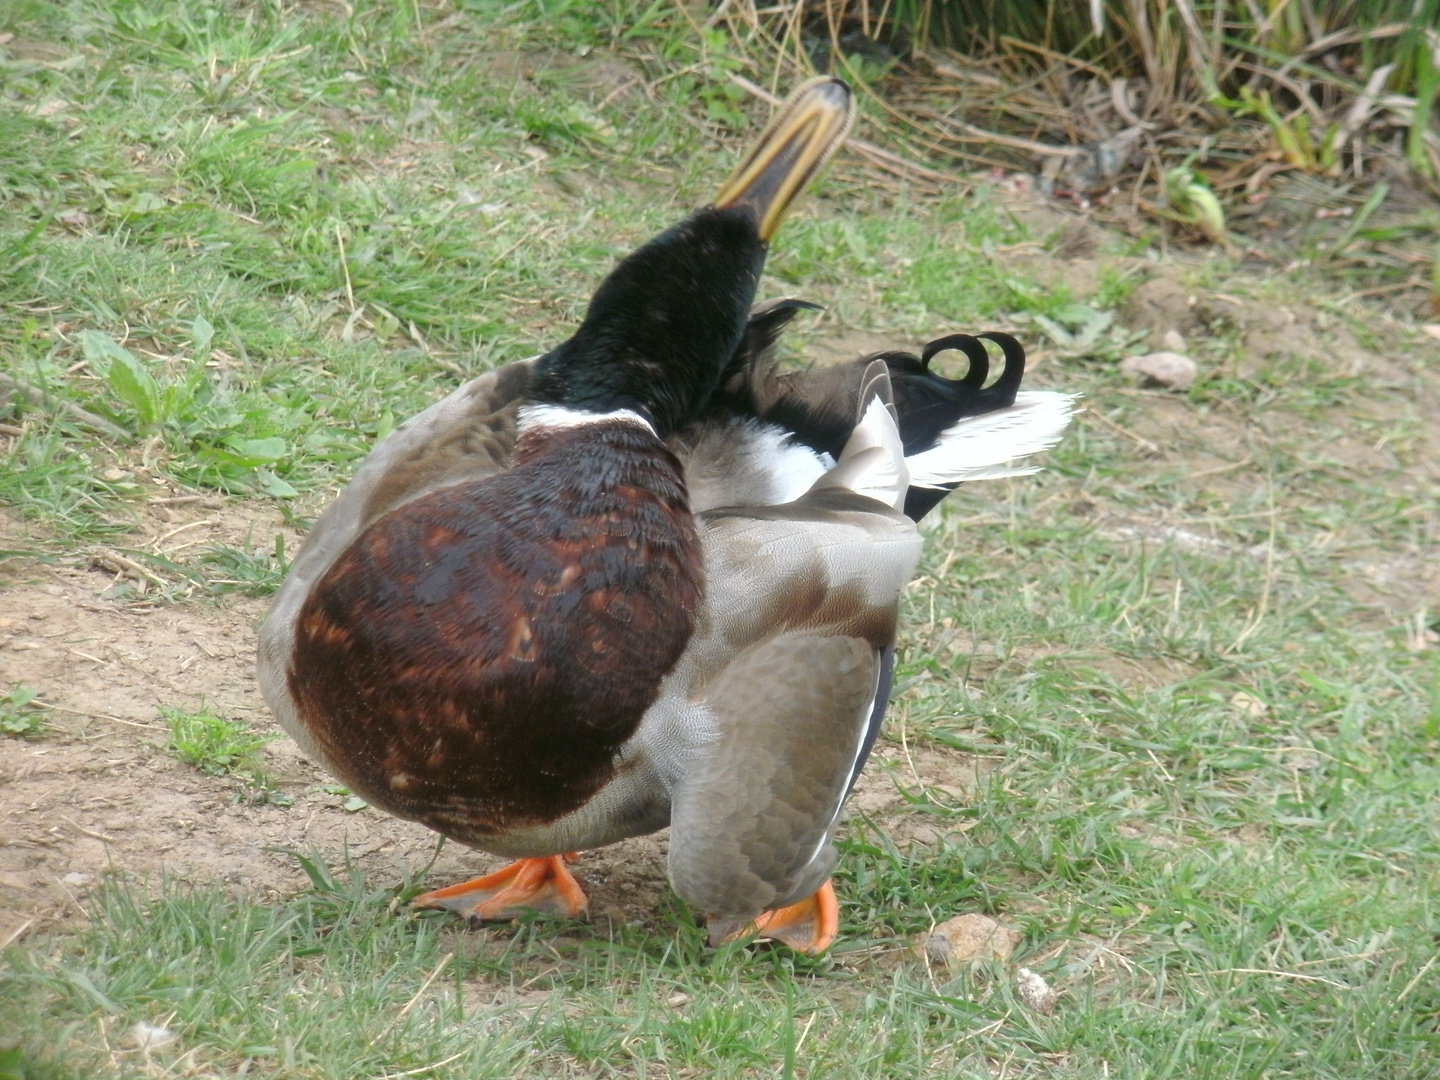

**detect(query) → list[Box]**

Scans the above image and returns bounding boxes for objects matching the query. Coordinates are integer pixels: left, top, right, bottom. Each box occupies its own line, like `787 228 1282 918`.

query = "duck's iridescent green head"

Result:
527 77 853 437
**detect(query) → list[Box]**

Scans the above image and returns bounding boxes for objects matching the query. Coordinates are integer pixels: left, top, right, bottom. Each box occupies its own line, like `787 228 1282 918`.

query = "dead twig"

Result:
90 549 172 590
0 372 131 442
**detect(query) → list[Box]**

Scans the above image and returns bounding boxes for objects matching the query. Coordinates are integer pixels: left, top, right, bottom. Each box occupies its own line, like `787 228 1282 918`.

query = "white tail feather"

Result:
809 395 909 511
905 390 1076 489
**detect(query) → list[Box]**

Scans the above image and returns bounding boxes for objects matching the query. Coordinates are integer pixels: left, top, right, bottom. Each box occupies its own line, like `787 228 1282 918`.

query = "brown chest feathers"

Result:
289 421 703 836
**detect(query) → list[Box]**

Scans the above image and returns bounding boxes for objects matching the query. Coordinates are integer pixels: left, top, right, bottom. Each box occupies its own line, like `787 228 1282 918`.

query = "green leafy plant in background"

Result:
0 684 44 738
1160 163 1229 246
79 318 297 497
1026 302 1145 361
1225 86 1344 176
196 536 290 596
160 705 276 785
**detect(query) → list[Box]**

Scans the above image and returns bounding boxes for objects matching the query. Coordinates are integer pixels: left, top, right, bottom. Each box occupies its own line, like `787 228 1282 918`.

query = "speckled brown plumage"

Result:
288 420 702 837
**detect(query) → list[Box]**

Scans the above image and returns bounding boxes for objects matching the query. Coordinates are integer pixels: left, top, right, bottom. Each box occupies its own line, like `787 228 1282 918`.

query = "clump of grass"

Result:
0 683 44 738
160 705 276 788
195 537 290 597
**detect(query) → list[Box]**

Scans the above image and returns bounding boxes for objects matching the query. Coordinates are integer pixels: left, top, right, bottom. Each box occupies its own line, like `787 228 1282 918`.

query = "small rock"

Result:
1160 329 1188 352
921 914 1022 967
666 991 691 1008
1016 968 1059 1014
121 1022 177 1051
1230 691 1267 717
61 872 93 888
1420 324 1440 342
1120 351 1197 391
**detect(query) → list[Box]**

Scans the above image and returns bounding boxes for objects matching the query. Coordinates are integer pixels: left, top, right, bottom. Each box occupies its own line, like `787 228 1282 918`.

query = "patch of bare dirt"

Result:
1097 259 1440 612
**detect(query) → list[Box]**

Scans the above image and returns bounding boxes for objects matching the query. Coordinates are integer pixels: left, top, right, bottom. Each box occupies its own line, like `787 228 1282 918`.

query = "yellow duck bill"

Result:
713 76 854 243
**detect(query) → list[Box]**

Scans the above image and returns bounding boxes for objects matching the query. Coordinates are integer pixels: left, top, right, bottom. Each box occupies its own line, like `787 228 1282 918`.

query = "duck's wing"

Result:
256 359 534 757
662 382 920 928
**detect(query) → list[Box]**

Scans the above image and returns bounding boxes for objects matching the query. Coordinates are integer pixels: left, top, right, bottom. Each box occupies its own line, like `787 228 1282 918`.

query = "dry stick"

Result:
1230 485 1278 654
727 73 954 188
369 952 455 1046
915 107 1090 158
0 372 131 442
1089 409 1160 455
1396 953 1438 1004
1201 967 1351 989
61 816 117 843
1280 22 1411 79
380 1050 471 1080
91 549 171 589
30 699 163 729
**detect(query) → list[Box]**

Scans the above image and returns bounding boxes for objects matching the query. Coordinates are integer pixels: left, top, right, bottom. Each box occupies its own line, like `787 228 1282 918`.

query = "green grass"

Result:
161 705 277 788
3 1 1439 1078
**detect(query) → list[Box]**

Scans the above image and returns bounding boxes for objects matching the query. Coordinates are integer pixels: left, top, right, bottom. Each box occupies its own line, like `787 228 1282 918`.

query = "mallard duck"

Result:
258 77 1073 953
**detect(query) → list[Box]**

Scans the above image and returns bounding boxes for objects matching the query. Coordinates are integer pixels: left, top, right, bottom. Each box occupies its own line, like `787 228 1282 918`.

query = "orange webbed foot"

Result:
707 879 839 955
414 854 588 921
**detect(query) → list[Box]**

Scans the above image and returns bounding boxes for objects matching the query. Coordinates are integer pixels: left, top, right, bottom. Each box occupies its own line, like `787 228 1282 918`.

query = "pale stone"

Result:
1120 351 1197 390
121 1022 178 1050
1016 967 1060 1014
1161 329 1188 352
921 913 1022 967
1230 690 1268 717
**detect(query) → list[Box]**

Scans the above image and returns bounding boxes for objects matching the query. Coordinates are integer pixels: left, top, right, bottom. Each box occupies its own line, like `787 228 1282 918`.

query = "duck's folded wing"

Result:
666 487 919 920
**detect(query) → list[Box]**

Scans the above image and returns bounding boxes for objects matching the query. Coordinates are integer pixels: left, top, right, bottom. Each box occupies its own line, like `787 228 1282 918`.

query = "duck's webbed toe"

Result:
707 880 840 954
414 854 588 921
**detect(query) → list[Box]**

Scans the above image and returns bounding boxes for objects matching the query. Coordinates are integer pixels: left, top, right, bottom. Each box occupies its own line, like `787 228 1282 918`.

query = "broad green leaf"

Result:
190 315 213 361
256 469 298 498
107 353 162 425
223 436 287 465
81 331 161 425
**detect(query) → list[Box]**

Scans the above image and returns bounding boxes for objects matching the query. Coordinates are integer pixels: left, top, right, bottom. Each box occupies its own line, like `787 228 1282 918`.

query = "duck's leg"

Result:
707 879 839 955
414 854 588 920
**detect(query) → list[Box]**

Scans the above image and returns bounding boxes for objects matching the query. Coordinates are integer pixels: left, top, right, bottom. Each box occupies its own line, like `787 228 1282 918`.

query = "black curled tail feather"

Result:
703 310 1032 520
889 332 1026 455
891 332 1027 521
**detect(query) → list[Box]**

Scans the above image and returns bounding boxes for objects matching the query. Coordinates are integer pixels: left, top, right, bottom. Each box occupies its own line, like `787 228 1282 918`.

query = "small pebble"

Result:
121 1022 177 1051
921 913 1022 967
1121 351 1197 391
61 872 93 888
1230 691 1267 717
1016 967 1060 1014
